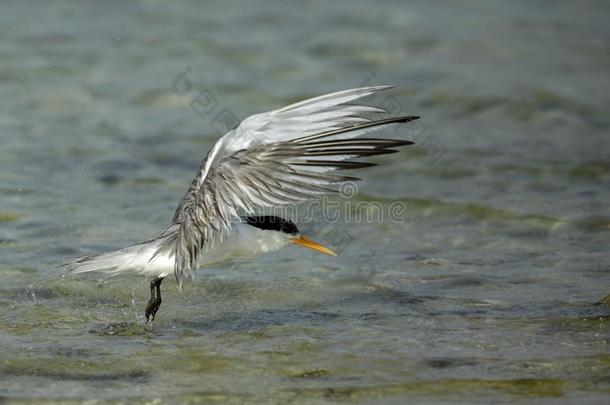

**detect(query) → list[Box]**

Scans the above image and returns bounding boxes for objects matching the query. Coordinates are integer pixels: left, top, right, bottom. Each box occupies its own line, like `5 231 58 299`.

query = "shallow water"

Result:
1 0 609 403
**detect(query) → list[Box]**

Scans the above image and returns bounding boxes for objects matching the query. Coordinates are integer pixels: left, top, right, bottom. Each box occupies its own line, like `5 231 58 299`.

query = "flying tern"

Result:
66 85 419 323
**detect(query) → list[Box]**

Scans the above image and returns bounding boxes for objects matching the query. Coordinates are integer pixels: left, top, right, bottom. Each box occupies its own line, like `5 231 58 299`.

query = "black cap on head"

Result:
242 216 299 235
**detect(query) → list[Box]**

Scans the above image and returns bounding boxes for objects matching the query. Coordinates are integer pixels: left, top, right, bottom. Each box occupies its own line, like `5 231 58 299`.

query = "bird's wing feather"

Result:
167 85 419 286
222 85 395 154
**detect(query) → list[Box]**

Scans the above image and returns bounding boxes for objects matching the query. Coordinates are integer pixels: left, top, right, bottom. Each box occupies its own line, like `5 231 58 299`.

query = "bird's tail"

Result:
63 233 175 276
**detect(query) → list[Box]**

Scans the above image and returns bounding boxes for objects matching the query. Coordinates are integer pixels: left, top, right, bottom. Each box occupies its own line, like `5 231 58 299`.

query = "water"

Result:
1 0 609 403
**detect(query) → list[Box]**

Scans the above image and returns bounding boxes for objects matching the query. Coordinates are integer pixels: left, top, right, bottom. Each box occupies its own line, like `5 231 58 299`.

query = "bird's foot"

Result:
144 276 164 325
145 296 162 325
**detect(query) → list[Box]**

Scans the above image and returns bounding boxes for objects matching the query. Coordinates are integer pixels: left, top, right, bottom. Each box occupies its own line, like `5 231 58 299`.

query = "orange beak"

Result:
291 236 337 256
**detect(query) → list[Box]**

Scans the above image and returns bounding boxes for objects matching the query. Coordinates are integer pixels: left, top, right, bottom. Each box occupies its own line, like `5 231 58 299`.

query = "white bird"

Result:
65 85 419 323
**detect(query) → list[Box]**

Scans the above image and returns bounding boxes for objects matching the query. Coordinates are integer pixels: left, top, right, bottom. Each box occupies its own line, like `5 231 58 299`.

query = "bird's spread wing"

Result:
164 85 419 286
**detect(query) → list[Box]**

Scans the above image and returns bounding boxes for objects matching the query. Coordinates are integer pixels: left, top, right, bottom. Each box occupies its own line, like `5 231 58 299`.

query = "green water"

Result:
1 0 609 403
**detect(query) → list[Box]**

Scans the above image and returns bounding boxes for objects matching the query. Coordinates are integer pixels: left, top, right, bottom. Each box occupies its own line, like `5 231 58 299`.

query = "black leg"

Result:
148 278 156 301
145 277 164 324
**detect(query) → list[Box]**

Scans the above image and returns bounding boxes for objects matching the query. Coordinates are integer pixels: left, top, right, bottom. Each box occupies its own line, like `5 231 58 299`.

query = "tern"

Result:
66 85 419 323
